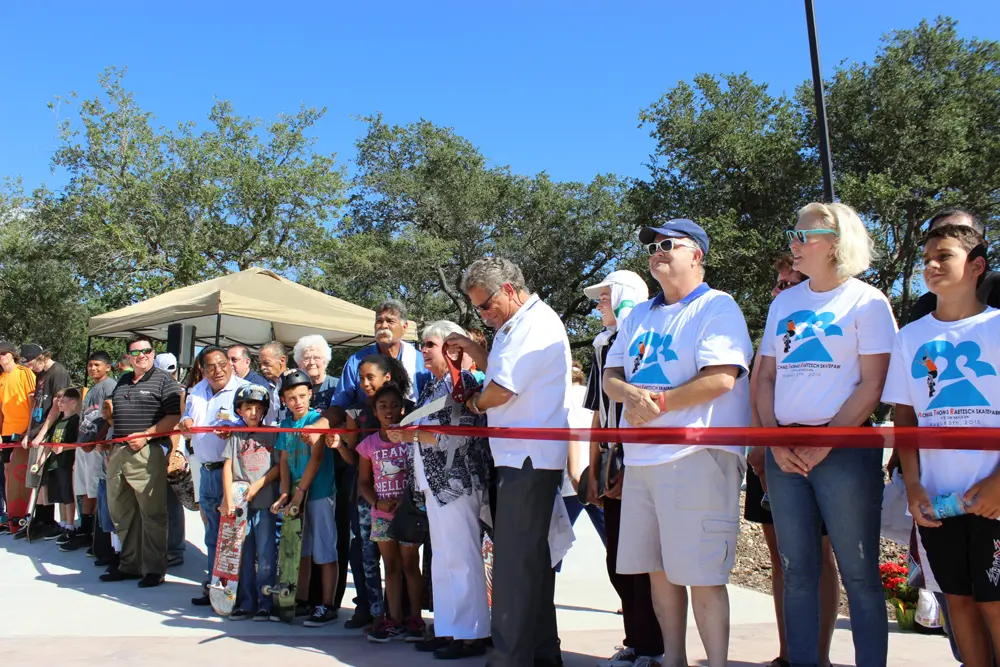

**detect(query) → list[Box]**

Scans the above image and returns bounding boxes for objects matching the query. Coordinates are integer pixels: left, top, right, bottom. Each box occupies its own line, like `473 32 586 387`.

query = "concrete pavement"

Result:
0 508 955 666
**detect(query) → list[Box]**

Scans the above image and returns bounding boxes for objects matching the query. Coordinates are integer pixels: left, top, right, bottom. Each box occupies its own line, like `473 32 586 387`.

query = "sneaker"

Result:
138 573 165 588
85 547 95 558
598 646 636 667
344 610 374 630
294 602 311 618
632 658 661 667
166 554 184 568
434 639 488 660
253 610 270 622
100 568 142 582
39 523 64 540
303 604 338 628
55 529 74 544
405 616 426 642
11 527 28 540
60 532 91 552
229 608 251 621
268 612 282 623
191 595 211 606
367 617 406 643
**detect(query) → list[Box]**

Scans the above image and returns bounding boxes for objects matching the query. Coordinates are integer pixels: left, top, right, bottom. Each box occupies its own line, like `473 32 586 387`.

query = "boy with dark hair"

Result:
45 387 80 541
883 224 1000 667
271 369 339 627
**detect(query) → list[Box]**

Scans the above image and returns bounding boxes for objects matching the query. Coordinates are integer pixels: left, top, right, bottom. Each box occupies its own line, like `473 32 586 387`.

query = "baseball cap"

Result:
0 341 16 356
154 352 178 372
638 218 710 256
583 270 650 301
20 343 43 362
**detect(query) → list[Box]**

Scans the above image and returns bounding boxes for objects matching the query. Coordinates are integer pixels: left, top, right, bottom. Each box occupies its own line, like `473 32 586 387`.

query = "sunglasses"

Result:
644 238 697 256
474 289 500 312
129 348 154 357
785 229 838 244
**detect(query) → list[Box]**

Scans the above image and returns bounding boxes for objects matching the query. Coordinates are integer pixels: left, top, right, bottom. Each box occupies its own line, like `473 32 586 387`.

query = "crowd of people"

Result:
0 202 997 667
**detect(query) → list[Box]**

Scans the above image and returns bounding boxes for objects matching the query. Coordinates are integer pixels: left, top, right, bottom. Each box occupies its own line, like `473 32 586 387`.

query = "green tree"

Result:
813 16 1000 320
314 115 637 344
632 73 820 338
31 67 346 309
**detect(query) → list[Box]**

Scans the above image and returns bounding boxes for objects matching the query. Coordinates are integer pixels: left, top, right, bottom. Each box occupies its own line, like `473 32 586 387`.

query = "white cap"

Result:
583 270 649 301
154 352 178 372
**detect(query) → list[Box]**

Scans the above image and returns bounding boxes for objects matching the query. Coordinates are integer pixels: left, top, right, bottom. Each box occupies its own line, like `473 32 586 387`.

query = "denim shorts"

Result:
302 496 338 565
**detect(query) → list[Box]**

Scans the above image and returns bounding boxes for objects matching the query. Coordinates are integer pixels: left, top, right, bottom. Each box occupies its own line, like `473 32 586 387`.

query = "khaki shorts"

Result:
617 448 744 586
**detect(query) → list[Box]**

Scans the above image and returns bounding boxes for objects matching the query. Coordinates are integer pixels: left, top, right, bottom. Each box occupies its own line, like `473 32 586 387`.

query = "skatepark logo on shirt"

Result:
629 330 677 388
911 340 996 410
775 310 842 363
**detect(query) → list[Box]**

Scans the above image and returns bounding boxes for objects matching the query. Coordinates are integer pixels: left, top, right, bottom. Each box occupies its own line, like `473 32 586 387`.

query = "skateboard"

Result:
209 481 251 616
482 533 494 608
5 443 30 531
25 446 45 489
264 501 304 623
22 449 51 542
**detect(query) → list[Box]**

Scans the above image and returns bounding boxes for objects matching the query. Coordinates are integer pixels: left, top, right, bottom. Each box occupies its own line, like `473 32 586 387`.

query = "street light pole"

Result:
805 0 836 202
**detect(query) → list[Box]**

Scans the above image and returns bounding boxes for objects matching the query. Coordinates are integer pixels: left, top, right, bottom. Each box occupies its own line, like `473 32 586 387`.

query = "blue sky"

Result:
2 1 998 193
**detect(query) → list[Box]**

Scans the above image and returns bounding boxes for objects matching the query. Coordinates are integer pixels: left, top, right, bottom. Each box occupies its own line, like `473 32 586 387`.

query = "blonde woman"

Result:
756 203 896 667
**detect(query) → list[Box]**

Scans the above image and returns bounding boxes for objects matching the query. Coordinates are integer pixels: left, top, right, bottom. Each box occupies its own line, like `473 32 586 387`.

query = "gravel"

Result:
732 491 908 617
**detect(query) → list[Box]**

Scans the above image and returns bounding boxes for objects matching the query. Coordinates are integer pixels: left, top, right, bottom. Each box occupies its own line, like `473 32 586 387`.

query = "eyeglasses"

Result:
300 355 326 364
129 348 153 357
420 340 439 350
474 289 500 312
785 229 838 245
644 238 697 256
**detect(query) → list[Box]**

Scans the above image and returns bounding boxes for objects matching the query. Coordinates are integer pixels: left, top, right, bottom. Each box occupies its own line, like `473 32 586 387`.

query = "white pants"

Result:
423 490 491 640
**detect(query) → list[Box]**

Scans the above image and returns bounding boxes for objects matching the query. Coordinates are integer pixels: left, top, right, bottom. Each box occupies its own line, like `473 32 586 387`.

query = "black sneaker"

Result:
12 527 28 540
344 611 374 630
191 595 211 607
303 605 338 628
95 555 119 568
253 610 270 622
166 554 184 568
85 546 95 558
229 608 251 621
40 524 64 540
295 602 311 618
138 573 165 588
367 618 406 643
100 568 142 582
55 529 74 544
60 532 91 552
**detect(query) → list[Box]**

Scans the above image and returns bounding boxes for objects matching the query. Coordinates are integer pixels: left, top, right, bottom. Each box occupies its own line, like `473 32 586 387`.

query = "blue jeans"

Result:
358 498 384 616
200 466 224 577
238 507 277 613
766 447 887 667
97 478 115 533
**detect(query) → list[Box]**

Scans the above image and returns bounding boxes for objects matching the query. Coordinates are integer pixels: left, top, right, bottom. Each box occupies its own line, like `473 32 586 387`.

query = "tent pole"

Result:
215 314 222 347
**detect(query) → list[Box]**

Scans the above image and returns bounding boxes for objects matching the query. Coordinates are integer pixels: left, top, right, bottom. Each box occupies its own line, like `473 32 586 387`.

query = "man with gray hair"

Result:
331 299 427 409
447 257 572 667
257 341 288 425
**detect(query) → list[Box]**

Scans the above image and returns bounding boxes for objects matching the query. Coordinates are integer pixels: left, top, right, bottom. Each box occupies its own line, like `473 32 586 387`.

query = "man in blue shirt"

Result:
332 299 428 409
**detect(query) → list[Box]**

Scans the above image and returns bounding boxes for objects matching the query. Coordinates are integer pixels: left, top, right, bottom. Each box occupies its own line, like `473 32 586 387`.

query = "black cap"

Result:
19 343 43 362
0 341 16 356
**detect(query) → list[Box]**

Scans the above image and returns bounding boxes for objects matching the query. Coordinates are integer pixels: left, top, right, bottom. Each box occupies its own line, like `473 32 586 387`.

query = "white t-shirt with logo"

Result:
761 277 897 426
882 307 1000 499
606 284 753 467
484 294 572 471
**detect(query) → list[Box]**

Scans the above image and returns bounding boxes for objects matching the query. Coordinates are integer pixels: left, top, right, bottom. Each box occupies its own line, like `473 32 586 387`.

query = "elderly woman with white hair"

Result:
293 335 337 410
757 202 897 667
388 320 492 660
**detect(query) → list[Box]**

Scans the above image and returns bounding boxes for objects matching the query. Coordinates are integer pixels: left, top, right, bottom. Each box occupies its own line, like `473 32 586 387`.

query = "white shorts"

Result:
617 448 744 586
75 448 104 498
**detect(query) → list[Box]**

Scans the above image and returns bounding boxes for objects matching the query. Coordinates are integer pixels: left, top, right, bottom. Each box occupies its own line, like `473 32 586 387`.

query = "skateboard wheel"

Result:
287 506 299 517
261 585 272 595
30 464 39 474
18 518 28 527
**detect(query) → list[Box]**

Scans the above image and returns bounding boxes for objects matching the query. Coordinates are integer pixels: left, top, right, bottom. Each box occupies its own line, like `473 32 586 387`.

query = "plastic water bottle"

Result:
930 493 967 520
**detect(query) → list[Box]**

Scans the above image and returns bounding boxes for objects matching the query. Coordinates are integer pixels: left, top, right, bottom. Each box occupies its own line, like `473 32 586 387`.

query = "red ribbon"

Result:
6 425 1000 452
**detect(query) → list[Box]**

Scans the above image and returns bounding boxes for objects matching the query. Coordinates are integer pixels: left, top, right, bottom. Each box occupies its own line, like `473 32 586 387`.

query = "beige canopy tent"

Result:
88 267 417 349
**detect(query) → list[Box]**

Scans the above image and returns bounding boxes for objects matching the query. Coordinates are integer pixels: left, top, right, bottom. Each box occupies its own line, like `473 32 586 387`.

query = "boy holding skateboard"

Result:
883 223 1000 667
271 369 339 627
223 384 280 622
44 387 81 540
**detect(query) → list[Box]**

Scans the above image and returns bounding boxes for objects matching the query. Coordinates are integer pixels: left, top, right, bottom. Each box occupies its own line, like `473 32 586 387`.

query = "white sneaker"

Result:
633 658 661 667
597 646 636 667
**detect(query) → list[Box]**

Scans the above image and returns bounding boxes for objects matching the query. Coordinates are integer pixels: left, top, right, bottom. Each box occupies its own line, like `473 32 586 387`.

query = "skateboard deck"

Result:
22 449 51 542
265 502 304 623
5 446 30 531
209 482 251 616
25 446 45 489
482 533 494 608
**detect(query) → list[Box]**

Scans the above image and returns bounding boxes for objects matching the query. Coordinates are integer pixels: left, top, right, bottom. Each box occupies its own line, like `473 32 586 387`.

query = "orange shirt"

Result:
0 365 36 436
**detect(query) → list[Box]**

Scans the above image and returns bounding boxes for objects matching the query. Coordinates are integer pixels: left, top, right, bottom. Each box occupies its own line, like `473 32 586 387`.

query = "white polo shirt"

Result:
882 308 1000 500
182 373 248 463
606 283 752 467
483 293 572 470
